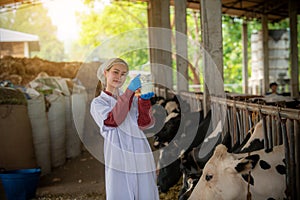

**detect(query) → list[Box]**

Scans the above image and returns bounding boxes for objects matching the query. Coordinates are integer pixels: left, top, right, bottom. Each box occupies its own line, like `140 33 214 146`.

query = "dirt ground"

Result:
35 149 182 200
0 148 181 200
35 149 106 200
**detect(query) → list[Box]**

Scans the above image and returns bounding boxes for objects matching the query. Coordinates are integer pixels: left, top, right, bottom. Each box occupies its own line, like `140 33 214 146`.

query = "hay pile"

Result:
0 56 101 100
0 56 82 86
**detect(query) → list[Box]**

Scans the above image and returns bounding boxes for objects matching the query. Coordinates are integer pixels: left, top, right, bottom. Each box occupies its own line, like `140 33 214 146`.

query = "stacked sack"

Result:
0 84 37 171
28 72 87 174
0 71 88 176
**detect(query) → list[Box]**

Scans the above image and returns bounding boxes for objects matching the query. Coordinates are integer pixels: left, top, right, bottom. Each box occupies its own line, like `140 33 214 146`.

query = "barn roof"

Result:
148 0 300 23
0 0 299 22
0 28 40 51
0 28 39 42
219 0 299 22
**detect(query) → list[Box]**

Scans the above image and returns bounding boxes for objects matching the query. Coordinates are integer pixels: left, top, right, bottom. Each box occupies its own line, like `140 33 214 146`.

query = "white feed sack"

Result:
47 92 66 168
27 92 51 176
71 84 87 144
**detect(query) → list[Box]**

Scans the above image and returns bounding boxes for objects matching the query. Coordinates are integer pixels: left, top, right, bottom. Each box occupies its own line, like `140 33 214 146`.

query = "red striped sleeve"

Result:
104 89 134 127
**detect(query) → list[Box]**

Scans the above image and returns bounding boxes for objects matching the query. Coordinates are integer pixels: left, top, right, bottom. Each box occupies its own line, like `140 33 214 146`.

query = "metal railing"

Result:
156 89 299 200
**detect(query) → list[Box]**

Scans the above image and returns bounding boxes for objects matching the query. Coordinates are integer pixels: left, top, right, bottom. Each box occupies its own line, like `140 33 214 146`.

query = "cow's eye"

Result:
205 174 213 181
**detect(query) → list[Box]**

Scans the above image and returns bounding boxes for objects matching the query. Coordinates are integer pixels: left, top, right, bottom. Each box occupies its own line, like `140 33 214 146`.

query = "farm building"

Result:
0 28 40 58
0 0 300 200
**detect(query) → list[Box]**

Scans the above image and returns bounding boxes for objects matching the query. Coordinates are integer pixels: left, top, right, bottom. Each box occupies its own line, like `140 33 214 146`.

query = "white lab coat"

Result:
90 90 159 200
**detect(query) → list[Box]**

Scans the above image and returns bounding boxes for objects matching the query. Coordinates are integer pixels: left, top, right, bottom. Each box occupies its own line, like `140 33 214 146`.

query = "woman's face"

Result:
104 63 128 92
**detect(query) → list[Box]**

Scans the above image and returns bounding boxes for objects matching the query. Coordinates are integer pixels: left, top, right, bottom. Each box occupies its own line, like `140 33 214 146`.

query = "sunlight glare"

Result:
43 0 88 41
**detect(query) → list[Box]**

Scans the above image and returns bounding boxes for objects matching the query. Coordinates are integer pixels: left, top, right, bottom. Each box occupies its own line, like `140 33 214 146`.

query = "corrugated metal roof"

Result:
0 0 41 13
143 0 300 22
0 28 39 42
221 0 295 22
0 0 299 22
0 0 24 7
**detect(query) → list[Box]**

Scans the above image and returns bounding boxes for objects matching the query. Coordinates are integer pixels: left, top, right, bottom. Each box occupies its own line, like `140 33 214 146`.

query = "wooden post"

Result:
242 22 248 94
200 0 224 117
24 42 29 58
289 0 299 98
175 0 188 92
160 0 173 95
262 15 269 95
147 0 172 97
295 120 300 200
147 0 160 89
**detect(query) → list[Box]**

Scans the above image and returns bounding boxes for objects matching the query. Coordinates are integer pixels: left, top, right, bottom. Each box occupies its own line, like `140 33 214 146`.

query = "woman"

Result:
90 58 159 200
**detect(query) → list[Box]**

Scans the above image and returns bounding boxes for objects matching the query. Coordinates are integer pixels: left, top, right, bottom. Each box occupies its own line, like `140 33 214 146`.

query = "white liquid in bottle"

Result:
140 74 153 94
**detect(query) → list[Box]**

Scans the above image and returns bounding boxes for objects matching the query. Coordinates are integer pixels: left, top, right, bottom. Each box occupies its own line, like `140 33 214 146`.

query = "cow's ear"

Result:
213 144 228 160
234 154 260 173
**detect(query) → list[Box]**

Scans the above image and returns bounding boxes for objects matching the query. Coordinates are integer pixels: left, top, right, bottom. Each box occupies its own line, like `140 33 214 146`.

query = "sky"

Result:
43 0 109 41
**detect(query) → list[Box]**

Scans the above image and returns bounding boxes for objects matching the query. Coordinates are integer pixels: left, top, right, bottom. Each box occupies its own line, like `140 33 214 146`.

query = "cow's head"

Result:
188 144 286 200
164 100 180 115
188 144 245 200
153 109 181 149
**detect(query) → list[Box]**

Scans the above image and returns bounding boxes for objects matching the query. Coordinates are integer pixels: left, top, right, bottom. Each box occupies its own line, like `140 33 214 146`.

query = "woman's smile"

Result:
104 63 128 93
113 79 121 84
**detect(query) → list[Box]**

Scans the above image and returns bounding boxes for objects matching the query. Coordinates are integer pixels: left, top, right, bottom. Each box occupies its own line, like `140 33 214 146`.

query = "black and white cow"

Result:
155 98 204 193
250 94 299 109
152 96 201 149
152 100 181 149
230 120 265 154
179 119 267 200
156 109 209 195
156 149 182 193
179 119 225 200
188 143 286 200
156 114 205 193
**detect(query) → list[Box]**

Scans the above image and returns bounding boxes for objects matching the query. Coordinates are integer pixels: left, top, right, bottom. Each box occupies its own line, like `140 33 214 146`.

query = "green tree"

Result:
0 4 65 61
222 16 243 92
186 9 202 89
79 1 294 93
78 1 148 68
222 16 290 93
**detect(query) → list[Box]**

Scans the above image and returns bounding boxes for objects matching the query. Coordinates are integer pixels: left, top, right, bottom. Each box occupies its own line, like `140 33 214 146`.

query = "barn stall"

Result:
146 0 300 198
178 90 300 199
1 0 300 199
